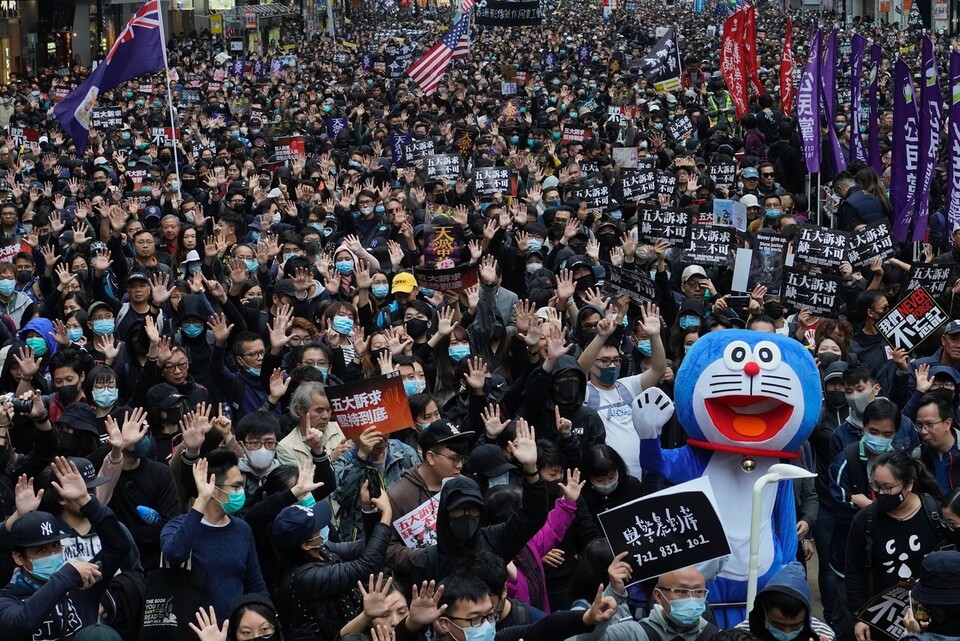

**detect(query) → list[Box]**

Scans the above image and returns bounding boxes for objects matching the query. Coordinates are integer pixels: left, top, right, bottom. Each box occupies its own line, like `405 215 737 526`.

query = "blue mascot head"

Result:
675 330 820 455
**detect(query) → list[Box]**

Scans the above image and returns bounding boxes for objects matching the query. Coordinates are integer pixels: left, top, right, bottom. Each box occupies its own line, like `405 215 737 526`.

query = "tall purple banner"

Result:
867 43 883 175
798 28 823 174
820 30 845 175
947 50 960 234
914 35 941 242
891 59 920 243
849 34 867 163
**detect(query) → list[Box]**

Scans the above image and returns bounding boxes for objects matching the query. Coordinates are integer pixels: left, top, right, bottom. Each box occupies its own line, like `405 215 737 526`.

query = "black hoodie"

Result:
410 475 549 586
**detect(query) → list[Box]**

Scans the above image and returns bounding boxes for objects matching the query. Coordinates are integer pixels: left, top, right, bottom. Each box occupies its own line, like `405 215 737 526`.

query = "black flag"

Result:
640 27 682 92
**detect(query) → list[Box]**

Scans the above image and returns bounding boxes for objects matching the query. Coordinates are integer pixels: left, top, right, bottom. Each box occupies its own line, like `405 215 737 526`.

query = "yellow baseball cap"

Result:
391 272 418 294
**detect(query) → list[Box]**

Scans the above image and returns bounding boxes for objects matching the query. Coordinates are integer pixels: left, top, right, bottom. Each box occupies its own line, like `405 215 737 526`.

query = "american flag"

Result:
407 15 470 95
452 22 470 60
460 0 475 12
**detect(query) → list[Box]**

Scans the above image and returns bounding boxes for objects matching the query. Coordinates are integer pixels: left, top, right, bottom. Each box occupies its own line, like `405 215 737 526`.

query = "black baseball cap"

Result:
270 503 332 553
10 511 69 547
146 383 185 409
69 456 110 489
418 420 474 453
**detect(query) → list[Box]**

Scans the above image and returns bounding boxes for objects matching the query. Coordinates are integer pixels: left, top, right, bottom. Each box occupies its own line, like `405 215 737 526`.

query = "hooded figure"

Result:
410 475 549 586
743 563 833 641
175 294 214 389
522 354 606 465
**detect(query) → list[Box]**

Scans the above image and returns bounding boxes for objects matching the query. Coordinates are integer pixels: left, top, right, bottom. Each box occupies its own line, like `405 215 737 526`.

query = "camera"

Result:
1 394 33 414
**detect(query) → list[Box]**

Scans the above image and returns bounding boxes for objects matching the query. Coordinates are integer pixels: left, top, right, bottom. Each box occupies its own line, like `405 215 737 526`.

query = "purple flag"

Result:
867 43 883 175
53 0 165 155
820 30 845 175
849 34 867 163
891 58 920 243
948 50 960 235
389 133 412 167
231 60 245 78
327 117 349 139
578 45 591 64
797 28 822 174
914 35 941 242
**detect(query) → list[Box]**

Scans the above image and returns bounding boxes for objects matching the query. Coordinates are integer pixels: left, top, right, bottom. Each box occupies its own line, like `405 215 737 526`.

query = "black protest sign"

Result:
561 125 593 144
621 167 656 201
573 185 610 213
708 162 737 188
598 478 730 585
793 224 849 270
667 115 694 141
656 170 678 198
474 167 514 196
580 161 600 175
846 222 897 269
181 88 202 104
151 127 177 148
602 263 657 305
856 582 913 641
390 134 412 167
91 107 123 129
781 266 843 316
684 224 735 267
403 139 435 163
414 263 479 293
425 154 461 181
639 26 682 89
637 205 688 248
475 0 543 25
748 231 788 296
876 287 948 353
906 264 953 298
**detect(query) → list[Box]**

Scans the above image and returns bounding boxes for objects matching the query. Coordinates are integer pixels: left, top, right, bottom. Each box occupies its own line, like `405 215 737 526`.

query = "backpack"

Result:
585 381 634 416
637 619 720 641
862 493 948 596
510 599 531 626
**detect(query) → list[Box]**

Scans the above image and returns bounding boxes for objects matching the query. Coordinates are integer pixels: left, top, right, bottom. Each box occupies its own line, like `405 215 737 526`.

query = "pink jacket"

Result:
506 497 577 613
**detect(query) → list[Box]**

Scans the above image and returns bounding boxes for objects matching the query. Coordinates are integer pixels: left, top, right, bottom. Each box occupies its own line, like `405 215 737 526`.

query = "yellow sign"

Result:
210 13 223 35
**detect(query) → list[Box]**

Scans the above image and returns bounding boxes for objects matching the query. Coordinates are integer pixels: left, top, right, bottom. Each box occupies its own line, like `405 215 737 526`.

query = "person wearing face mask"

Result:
332 425 419 544
0 461 132 640
272 484 393 641
843 451 948 641
409 419 547 587
234 410 284 498
737 563 834 641
579 445 644 527
161 450 267 624
606 566 718 641
828 364 918 467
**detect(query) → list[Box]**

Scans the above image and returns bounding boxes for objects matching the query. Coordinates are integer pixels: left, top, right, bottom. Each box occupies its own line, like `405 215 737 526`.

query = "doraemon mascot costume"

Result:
633 330 820 627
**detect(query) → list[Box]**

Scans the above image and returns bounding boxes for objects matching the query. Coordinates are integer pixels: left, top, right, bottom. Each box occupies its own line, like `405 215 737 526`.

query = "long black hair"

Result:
568 538 614 604
872 450 943 500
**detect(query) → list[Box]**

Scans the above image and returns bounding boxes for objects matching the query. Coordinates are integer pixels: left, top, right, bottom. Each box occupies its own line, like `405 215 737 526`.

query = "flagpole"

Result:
155 1 181 199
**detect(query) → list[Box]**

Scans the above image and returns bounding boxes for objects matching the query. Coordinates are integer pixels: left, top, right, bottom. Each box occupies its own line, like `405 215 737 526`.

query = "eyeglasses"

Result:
597 357 622 367
449 505 481 519
243 439 277 451
287 335 314 346
236 624 275 641
216 482 244 492
387 207 402 213
164 362 189 371
657 586 709 599
242 350 266 359
434 451 467 466
915 419 945 432
869 481 903 495
446 612 500 628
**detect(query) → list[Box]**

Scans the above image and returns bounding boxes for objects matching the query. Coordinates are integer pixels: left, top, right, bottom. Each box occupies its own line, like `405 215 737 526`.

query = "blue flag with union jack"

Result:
54 0 165 154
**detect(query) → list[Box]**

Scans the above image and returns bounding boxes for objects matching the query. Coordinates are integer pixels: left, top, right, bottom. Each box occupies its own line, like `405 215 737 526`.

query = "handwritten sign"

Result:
598 477 730 585
877 287 948 353
906 264 953 298
413 263 479 293
667 115 695 141
637 205 688 247
781 266 843 316
325 372 413 440
393 495 440 549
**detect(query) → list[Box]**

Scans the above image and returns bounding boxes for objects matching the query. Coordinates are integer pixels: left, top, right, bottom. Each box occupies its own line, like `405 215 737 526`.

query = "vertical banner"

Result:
744 5 764 95
820 30 845 175
891 58 920 243
868 43 883 175
720 9 750 118
780 18 795 115
947 50 960 235
849 34 867 163
914 35 941 242
798 28 823 174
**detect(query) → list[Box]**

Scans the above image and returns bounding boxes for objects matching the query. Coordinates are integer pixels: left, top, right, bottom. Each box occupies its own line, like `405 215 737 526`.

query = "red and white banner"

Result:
744 5 764 96
780 17 795 115
720 8 750 118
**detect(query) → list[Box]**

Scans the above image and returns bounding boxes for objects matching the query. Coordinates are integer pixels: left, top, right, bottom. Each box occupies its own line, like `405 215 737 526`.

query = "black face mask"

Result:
57 384 80 404
371 348 389 364
163 405 185 425
575 273 596 290
552 379 581 408
56 430 79 455
598 233 617 248
818 353 840 369
876 492 905 513
244 297 262 309
825 390 847 409
449 514 480 541
406 318 428 339
15 270 31 284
